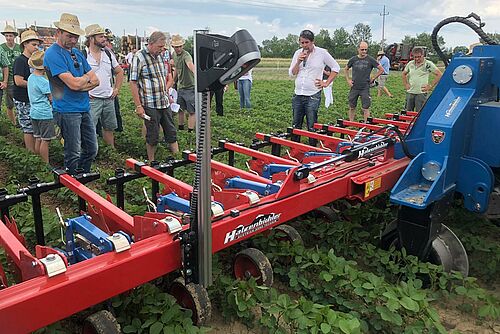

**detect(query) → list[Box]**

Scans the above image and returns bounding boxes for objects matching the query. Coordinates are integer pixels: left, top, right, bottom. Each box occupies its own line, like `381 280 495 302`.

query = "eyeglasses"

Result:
70 52 80 69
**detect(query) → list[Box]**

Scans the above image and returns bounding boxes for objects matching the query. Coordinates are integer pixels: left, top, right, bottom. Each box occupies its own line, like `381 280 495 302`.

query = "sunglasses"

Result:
70 52 80 69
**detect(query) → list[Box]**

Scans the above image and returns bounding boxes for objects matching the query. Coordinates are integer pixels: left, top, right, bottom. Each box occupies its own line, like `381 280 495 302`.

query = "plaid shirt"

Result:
130 48 168 109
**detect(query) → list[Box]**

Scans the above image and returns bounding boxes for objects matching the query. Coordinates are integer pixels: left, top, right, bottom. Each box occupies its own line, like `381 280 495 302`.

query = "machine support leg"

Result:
116 183 125 210
32 194 45 246
78 196 87 213
397 194 451 259
228 150 235 166
152 180 160 204
271 143 281 157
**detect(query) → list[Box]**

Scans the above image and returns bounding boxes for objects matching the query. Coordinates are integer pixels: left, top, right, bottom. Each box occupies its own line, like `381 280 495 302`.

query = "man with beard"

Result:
84 24 124 147
44 13 100 174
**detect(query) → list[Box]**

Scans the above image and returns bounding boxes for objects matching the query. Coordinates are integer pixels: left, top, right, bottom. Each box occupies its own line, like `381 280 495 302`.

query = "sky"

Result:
0 0 498 50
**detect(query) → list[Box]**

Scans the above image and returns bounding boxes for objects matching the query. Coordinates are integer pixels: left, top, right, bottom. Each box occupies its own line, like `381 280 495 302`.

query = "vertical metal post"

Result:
228 150 235 166
271 143 281 157
31 194 45 246
78 196 87 213
116 183 125 210
194 30 212 287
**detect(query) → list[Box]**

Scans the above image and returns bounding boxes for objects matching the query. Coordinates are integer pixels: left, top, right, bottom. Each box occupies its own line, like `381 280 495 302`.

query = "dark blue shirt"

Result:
44 43 91 113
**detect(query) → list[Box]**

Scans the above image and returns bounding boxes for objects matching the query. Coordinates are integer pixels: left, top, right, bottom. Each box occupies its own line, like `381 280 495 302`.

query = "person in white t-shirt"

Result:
125 47 137 82
84 24 124 147
289 30 340 146
237 69 253 109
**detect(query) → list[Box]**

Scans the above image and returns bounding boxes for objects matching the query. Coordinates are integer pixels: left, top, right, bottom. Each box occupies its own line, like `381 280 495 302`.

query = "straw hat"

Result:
2 24 18 36
28 50 45 70
171 34 185 47
377 50 385 56
85 24 105 38
20 29 43 45
54 13 85 36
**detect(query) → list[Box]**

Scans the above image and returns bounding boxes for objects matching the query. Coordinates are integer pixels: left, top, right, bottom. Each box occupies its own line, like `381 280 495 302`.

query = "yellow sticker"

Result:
364 177 382 198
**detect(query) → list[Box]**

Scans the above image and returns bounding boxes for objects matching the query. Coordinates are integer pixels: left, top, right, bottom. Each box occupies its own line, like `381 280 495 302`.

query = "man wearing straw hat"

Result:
44 13 100 174
84 24 124 148
171 34 195 132
1 24 22 126
13 29 43 152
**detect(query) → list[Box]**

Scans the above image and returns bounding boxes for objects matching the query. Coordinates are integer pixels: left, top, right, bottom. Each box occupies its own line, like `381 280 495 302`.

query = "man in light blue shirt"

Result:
376 50 393 98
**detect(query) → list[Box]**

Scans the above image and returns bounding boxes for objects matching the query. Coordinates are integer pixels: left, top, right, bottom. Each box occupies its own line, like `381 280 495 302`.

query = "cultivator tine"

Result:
143 187 157 212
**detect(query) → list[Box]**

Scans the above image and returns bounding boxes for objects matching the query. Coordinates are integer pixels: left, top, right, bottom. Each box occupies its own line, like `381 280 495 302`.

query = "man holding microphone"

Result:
289 29 339 146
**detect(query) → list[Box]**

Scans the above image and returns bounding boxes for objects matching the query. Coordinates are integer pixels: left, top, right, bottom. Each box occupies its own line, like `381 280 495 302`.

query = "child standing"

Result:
27 50 55 163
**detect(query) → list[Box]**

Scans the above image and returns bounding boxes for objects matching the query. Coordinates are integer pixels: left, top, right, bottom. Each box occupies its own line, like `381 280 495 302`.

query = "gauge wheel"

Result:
233 248 273 287
169 277 212 325
82 310 120 334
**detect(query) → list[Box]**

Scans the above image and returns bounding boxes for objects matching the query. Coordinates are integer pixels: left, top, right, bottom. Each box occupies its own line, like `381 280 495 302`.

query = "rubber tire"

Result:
309 205 339 222
169 277 212 326
233 248 274 287
82 310 120 334
273 224 303 246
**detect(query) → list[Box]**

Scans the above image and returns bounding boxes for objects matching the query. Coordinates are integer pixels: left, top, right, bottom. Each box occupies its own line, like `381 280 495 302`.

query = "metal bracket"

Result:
160 216 183 234
39 253 67 278
106 233 131 253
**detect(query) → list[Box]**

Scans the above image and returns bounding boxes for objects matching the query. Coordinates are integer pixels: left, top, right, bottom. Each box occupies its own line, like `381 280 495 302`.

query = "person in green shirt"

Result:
402 47 442 113
172 34 195 132
0 49 10 111
1 24 22 125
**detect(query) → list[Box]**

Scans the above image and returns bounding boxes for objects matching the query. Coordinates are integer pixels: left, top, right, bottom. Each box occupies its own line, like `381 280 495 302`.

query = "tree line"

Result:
257 23 500 61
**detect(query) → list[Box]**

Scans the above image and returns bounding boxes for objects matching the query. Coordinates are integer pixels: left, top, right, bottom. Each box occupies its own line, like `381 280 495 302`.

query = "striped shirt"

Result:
130 48 168 109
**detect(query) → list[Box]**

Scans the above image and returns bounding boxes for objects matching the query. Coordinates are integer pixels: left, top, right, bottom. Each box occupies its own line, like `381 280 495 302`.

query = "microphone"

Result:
302 48 308 67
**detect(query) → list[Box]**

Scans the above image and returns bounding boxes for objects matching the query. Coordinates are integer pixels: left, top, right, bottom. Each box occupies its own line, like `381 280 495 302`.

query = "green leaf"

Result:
338 318 360 334
362 283 374 290
478 305 492 318
375 305 403 326
123 325 137 333
400 296 420 312
312 253 320 263
150 322 163 334
320 322 332 333
455 286 467 296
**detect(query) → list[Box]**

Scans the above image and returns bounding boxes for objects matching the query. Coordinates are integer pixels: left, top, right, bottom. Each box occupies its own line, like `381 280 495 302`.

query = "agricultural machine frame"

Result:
0 14 499 332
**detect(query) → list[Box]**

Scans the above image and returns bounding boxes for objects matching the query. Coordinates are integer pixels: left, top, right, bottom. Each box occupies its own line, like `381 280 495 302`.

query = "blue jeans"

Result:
292 91 321 145
238 79 252 108
55 112 98 174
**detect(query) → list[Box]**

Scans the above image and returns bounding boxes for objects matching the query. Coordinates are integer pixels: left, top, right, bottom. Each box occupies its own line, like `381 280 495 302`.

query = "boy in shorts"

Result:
27 50 56 163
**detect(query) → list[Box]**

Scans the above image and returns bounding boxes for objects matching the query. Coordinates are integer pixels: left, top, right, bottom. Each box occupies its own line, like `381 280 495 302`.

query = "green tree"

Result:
350 23 372 47
314 29 333 54
332 27 355 59
452 46 469 54
260 34 299 57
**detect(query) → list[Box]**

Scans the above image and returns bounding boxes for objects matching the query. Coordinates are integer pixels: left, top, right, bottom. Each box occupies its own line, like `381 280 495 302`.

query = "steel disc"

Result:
430 224 469 277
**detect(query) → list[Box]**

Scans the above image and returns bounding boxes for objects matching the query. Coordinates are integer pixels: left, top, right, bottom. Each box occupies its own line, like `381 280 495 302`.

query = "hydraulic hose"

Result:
431 13 498 67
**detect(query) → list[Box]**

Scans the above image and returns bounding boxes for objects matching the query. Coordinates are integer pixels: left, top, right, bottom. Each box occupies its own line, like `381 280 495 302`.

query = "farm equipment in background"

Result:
384 43 427 71
0 13 499 333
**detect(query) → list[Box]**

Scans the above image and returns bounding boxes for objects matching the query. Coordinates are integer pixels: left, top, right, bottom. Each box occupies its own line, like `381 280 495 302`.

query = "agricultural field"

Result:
0 60 499 334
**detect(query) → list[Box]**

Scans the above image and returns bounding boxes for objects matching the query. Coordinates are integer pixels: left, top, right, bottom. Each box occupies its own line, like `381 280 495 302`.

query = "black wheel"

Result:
233 248 273 287
169 277 212 326
82 310 120 334
381 221 469 276
308 205 339 222
273 224 303 265
273 224 303 246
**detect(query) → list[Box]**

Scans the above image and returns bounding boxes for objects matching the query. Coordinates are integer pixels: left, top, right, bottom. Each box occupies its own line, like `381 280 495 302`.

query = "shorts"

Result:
378 74 388 88
348 88 371 109
90 97 117 130
144 106 177 145
177 88 195 114
13 99 33 133
405 93 428 112
32 119 56 140
4 86 15 109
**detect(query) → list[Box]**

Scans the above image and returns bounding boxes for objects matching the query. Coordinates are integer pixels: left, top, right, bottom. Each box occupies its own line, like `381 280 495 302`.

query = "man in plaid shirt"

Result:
129 31 178 161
